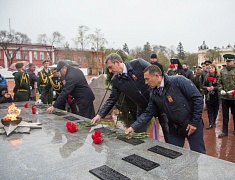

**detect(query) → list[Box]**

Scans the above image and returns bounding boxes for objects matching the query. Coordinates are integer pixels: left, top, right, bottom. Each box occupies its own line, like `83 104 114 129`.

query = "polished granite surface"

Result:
0 102 235 180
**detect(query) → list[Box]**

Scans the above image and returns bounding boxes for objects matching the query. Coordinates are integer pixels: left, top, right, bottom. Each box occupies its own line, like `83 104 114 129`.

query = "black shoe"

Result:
206 125 213 130
218 133 228 138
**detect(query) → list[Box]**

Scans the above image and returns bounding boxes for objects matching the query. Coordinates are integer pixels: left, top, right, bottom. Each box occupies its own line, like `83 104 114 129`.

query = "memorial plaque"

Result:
89 165 130 180
53 112 67 116
36 105 48 109
122 154 159 171
63 116 80 121
117 137 144 145
94 127 116 135
148 145 182 159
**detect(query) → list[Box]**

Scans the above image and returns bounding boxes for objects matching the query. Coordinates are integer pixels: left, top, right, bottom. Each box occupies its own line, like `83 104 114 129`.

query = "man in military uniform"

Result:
37 60 53 104
193 66 203 94
218 54 235 138
13 62 30 102
26 63 37 101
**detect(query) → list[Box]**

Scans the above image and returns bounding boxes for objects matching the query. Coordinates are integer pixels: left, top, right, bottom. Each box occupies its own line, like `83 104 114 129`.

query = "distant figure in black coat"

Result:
150 53 164 75
46 61 95 119
0 85 13 103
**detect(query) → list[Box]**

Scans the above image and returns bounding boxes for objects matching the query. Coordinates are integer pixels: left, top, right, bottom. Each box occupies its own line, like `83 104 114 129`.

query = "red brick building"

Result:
0 43 105 75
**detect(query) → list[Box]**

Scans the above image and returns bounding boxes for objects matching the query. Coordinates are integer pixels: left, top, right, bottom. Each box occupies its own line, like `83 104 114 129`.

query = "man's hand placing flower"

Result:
125 127 134 134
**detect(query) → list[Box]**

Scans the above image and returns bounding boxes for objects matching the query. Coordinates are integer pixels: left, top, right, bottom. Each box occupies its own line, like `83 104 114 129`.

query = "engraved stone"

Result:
122 154 160 171
148 145 183 159
89 165 130 180
117 137 144 145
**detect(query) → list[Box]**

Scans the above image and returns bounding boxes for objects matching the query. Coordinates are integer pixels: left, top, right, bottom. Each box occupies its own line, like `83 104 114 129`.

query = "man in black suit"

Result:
91 53 168 141
46 61 95 119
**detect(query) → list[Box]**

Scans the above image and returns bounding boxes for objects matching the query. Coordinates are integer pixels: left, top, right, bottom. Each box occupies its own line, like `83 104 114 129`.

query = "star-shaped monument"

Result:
0 120 42 136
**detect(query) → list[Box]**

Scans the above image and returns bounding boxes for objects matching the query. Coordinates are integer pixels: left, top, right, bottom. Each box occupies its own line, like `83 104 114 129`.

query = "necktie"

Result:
158 87 163 95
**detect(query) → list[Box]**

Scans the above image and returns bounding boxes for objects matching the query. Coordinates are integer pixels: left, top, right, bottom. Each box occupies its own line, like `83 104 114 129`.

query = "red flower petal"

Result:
232 91 235 95
93 137 103 144
94 130 102 137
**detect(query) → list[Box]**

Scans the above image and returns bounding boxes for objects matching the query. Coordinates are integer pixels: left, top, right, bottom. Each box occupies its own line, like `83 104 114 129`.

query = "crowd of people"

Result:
1 52 235 154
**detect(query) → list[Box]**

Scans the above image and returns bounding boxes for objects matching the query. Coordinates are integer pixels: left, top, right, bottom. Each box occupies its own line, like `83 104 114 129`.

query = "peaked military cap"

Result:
42 60 49 64
56 60 69 72
15 62 24 69
223 54 235 61
196 66 202 69
204 60 212 65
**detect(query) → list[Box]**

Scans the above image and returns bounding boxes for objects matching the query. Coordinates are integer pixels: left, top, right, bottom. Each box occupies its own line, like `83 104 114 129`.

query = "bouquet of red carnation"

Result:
24 102 28 108
91 130 103 144
66 122 78 133
207 76 216 82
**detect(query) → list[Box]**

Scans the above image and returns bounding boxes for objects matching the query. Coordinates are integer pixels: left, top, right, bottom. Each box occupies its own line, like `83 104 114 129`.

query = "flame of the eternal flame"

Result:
2 103 21 121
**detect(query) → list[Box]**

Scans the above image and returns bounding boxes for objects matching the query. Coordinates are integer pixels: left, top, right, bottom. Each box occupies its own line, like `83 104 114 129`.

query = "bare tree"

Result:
90 28 107 68
73 25 92 63
37 31 64 63
0 29 31 66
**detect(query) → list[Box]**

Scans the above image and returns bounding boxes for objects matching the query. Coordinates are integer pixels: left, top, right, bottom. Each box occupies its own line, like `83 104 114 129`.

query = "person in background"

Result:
202 64 220 129
167 58 185 76
37 60 53 104
217 54 235 138
150 53 164 75
46 61 95 119
13 62 30 102
0 74 8 90
0 84 13 103
182 63 194 81
193 66 203 94
26 63 37 101
91 53 169 141
125 65 206 154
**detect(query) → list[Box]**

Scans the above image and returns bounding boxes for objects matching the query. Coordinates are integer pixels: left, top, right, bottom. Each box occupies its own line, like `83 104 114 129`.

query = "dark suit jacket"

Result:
53 66 95 117
99 59 151 118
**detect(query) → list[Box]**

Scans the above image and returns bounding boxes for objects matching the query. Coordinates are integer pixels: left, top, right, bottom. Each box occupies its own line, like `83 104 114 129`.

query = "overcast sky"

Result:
1 0 235 53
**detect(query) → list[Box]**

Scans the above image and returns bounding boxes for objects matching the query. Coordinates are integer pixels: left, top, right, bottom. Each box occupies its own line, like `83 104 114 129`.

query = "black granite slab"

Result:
53 112 67 116
94 127 116 135
117 137 145 145
89 165 130 180
148 145 183 159
63 116 80 121
122 154 160 171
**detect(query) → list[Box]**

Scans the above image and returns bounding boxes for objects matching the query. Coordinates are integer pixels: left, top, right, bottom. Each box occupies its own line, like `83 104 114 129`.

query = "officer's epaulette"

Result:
49 74 54 79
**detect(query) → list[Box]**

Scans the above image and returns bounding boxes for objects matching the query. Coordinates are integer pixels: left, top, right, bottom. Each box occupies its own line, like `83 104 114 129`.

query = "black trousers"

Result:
221 99 235 134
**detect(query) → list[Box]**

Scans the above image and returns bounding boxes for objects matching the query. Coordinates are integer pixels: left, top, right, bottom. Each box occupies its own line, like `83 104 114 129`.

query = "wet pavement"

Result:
146 105 235 163
108 105 235 164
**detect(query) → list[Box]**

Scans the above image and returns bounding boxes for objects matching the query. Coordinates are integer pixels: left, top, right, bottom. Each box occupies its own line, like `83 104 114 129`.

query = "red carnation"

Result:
91 130 103 144
31 105 37 114
94 130 102 137
232 91 235 95
93 136 103 144
67 94 73 104
24 102 28 108
169 64 175 69
66 122 78 133
207 76 216 81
